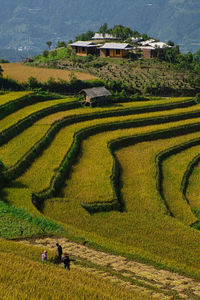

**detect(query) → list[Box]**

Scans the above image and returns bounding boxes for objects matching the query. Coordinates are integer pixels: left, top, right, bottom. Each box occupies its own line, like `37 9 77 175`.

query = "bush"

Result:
27 77 41 90
43 50 49 58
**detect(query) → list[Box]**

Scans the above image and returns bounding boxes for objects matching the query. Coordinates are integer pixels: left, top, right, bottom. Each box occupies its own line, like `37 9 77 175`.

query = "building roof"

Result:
138 46 155 50
70 41 100 48
81 87 111 99
131 37 143 43
92 33 118 40
139 39 156 46
149 42 171 49
99 43 134 50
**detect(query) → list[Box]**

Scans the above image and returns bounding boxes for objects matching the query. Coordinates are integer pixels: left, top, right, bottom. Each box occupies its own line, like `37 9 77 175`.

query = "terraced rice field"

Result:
0 91 32 106
2 91 200 291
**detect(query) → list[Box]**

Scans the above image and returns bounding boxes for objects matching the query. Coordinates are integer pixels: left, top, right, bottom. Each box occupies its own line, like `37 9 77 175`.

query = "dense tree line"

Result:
74 23 151 42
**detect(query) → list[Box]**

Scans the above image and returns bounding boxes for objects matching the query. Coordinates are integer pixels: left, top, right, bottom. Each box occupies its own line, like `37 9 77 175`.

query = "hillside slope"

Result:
0 0 200 53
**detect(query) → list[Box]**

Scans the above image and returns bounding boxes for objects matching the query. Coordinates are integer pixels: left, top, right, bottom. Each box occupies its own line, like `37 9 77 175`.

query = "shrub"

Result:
27 77 41 90
43 50 49 58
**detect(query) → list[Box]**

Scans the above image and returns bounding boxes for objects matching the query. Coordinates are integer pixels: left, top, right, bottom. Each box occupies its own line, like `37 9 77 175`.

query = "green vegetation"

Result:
0 201 64 238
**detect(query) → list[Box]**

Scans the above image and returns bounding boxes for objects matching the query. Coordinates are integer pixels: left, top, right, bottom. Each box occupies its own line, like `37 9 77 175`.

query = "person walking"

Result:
41 250 47 262
63 253 70 270
56 242 63 262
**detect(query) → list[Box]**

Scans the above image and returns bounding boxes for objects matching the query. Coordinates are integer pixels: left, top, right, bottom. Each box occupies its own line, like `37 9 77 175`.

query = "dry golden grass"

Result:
3 62 97 82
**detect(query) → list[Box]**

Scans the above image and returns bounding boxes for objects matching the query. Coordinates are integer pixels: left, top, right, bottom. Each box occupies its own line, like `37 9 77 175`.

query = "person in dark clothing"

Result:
56 243 63 261
63 253 70 270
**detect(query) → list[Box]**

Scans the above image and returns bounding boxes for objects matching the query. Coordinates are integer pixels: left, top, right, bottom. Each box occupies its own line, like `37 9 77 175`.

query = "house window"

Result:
116 49 121 55
82 47 85 52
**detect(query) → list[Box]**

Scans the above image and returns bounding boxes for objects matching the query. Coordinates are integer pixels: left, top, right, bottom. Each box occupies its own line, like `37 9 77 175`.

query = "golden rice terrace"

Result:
1 91 200 284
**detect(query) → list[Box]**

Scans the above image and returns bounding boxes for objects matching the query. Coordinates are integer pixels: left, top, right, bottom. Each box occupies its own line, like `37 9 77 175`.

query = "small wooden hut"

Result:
80 87 111 106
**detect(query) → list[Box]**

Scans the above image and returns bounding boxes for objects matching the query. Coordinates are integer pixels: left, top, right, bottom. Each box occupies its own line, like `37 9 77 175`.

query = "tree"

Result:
46 41 52 50
43 50 49 57
167 40 175 47
112 25 125 40
56 41 66 48
0 65 3 77
75 31 94 41
132 30 140 37
164 45 180 63
99 23 108 36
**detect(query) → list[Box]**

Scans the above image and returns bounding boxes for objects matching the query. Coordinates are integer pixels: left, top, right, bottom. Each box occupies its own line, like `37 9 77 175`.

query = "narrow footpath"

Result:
19 238 200 300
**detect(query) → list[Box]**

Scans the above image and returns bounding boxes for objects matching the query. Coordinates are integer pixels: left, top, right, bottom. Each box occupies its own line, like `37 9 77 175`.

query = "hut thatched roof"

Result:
81 87 111 99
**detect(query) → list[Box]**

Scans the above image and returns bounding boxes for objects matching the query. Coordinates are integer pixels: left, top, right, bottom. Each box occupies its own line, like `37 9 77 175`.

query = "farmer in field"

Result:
56 242 63 262
42 250 47 262
63 253 70 270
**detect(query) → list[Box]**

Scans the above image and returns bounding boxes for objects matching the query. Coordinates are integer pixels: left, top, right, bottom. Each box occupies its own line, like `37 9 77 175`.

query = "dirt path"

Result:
20 237 200 299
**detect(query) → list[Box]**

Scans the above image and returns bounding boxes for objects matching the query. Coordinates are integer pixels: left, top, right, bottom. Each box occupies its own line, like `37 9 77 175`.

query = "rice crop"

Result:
0 240 151 300
0 253 150 300
1 97 193 167
186 161 200 210
42 131 200 278
58 127 200 213
161 145 200 225
0 91 32 106
13 114 200 199
0 97 75 133
2 91 200 281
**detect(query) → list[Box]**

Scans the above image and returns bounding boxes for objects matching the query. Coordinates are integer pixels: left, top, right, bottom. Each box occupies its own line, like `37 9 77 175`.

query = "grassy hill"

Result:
27 47 200 97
